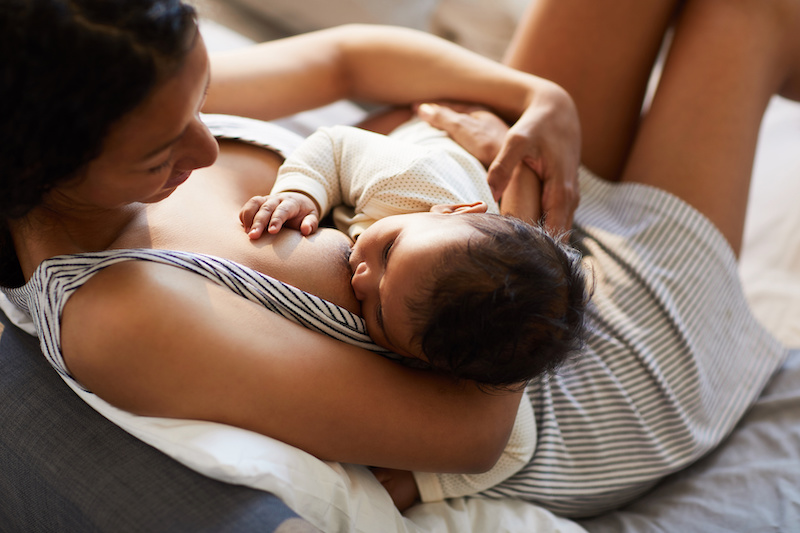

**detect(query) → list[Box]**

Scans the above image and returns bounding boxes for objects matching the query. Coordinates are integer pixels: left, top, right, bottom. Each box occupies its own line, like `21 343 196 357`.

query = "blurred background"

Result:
193 0 527 59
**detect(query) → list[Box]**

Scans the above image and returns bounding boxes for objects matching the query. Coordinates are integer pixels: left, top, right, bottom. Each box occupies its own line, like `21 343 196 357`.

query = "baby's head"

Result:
349 204 589 388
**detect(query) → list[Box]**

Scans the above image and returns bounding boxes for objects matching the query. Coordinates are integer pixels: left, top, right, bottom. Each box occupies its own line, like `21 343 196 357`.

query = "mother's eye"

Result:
147 157 172 174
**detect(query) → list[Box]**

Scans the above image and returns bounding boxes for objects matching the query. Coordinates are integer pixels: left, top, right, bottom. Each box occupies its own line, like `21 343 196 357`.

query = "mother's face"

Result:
51 34 219 212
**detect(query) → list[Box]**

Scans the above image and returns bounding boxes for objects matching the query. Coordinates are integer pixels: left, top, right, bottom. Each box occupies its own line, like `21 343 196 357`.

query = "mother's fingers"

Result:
416 102 509 167
414 84 582 230
489 129 580 231
499 85 581 231
486 131 531 201
536 154 580 232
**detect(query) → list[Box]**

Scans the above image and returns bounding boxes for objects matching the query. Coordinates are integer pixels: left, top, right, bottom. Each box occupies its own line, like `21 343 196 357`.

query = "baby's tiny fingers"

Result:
240 195 268 230
300 213 320 236
266 199 301 234
541 173 579 232
249 198 282 239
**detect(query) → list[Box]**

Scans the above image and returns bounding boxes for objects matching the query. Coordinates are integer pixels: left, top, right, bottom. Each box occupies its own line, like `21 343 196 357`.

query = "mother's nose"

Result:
179 116 219 171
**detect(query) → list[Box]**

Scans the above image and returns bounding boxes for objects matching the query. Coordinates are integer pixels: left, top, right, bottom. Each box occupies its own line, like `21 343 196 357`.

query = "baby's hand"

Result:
239 192 320 239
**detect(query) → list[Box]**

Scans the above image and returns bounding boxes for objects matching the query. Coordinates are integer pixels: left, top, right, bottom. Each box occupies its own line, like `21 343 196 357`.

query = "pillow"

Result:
0 312 318 533
63 378 413 532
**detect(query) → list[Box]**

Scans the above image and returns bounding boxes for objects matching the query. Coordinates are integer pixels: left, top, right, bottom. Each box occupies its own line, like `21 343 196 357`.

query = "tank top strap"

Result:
4 248 394 388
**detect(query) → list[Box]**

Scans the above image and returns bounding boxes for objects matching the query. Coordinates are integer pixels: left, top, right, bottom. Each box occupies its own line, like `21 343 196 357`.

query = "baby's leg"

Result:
622 0 800 254
504 0 681 180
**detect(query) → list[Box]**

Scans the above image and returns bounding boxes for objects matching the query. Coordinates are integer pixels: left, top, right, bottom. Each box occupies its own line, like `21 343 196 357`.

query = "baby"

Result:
240 118 588 507
241 119 588 388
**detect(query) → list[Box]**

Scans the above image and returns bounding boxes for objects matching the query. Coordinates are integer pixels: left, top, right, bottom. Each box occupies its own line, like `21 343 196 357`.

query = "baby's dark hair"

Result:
0 0 197 286
408 213 589 389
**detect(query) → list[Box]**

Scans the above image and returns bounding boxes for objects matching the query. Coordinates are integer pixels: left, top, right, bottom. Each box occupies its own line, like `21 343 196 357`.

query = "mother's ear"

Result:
430 202 488 215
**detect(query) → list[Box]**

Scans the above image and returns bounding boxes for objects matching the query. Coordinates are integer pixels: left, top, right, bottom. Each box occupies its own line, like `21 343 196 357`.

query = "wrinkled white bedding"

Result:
58 380 584 533
740 95 800 348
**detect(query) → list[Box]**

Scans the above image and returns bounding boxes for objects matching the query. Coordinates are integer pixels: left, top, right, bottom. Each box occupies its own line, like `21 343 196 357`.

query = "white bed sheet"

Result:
60 379 584 533
741 96 800 348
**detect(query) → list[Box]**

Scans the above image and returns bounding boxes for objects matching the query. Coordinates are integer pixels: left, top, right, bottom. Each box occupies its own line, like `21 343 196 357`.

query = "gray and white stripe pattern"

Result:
3 249 394 388
481 168 787 516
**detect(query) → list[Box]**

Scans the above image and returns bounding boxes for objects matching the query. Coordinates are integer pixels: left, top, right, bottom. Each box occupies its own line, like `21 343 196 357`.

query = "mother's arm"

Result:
60 260 520 473
203 24 580 229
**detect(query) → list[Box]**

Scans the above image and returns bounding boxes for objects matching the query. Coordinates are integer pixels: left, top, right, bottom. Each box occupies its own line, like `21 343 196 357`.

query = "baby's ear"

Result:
430 202 488 215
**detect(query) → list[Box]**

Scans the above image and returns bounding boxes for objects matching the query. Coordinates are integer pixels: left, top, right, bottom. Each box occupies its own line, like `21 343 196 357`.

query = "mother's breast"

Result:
136 140 361 315
241 227 359 315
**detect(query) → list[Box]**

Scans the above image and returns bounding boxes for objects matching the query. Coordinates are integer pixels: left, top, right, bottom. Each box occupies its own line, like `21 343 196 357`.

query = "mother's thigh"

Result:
504 0 679 181
622 0 788 255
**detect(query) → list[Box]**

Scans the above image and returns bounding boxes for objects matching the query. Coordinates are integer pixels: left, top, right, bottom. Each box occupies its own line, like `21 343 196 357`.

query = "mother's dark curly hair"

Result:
0 0 197 286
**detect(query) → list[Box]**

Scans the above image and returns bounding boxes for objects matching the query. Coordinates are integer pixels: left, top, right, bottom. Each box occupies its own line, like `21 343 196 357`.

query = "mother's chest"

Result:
132 173 359 312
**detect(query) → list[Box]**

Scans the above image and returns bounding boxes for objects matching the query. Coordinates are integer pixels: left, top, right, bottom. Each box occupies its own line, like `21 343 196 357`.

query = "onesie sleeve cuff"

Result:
412 471 445 503
271 174 331 215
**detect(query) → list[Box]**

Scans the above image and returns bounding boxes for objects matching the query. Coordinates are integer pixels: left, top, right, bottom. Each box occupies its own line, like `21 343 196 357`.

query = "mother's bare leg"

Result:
504 0 681 180
622 0 800 254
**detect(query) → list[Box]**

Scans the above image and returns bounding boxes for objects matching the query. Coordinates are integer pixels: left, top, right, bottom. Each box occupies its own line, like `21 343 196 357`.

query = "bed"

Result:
3 4 800 531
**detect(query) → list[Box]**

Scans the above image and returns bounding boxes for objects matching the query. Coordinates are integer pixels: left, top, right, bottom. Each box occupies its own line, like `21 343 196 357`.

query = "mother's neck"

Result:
10 203 146 281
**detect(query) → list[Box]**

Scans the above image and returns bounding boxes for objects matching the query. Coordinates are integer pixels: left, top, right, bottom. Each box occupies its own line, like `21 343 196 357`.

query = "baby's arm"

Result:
241 127 347 239
242 123 444 239
374 395 535 510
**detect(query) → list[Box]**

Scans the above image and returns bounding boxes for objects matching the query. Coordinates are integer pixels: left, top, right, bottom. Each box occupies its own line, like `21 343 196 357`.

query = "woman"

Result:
0 0 578 477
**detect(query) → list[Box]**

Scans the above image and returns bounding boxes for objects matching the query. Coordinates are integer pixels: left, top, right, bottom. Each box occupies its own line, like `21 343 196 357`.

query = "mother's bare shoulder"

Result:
59 260 277 415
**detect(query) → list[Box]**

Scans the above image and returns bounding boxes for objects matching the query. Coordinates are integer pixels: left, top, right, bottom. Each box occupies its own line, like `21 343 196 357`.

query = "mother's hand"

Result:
416 102 510 168
416 83 581 231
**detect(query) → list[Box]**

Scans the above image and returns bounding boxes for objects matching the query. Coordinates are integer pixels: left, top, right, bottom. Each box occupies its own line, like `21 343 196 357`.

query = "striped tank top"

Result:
2 249 394 389
480 168 787 516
